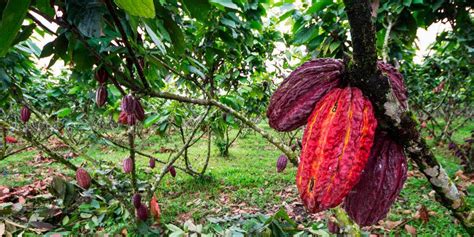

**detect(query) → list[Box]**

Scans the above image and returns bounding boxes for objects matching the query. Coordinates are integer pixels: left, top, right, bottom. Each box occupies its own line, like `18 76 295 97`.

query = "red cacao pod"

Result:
276 154 288 173
20 106 31 123
95 85 108 107
76 168 91 189
132 193 141 208
118 111 128 125
377 62 408 109
5 136 18 144
123 157 133 173
168 165 176 177
267 59 344 131
150 194 161 223
344 132 407 226
136 204 148 220
95 68 108 84
296 87 377 213
149 158 155 169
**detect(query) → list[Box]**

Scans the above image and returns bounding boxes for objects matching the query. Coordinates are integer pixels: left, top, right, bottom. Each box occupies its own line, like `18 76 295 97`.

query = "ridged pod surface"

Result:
267 59 344 131
20 106 31 123
76 168 91 189
121 95 136 114
136 204 148 220
276 154 288 173
96 85 108 107
296 87 377 213
132 193 141 208
344 132 407 226
378 62 408 109
134 99 145 121
123 158 133 173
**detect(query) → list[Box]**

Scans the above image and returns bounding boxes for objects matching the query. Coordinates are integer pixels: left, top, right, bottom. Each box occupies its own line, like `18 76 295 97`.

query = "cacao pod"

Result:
134 98 145 121
149 158 156 168
76 168 91 189
150 194 161 223
20 106 31 123
121 95 136 114
123 157 133 173
95 68 108 84
95 85 108 107
132 193 141 208
276 155 288 173
136 203 148 220
168 165 176 177
126 114 137 126
267 59 344 132
5 136 18 144
327 220 340 234
377 62 408 109
118 111 127 125
296 87 377 213
344 132 407 226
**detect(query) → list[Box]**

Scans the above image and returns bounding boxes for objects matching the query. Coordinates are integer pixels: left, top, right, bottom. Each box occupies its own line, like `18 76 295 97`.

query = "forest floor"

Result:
1 121 473 236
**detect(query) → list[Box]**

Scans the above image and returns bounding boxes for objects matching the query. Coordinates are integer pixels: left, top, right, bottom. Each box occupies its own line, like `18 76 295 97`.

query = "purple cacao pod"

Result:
123 157 133 173
20 106 31 123
377 62 408 110
327 220 340 234
276 155 288 173
149 158 155 169
95 85 108 107
344 132 407 226
121 95 136 114
448 142 456 150
267 59 343 132
95 68 108 84
134 98 145 121
136 203 148 220
168 165 176 177
126 114 137 126
76 168 91 189
132 193 141 208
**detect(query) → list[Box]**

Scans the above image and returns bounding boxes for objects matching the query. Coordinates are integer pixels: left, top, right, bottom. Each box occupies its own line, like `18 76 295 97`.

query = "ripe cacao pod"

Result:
136 203 148 220
149 158 155 169
344 132 407 226
118 111 127 125
123 157 133 173
150 194 161 223
296 87 377 213
5 136 18 144
168 165 176 177
20 106 31 123
132 193 141 208
76 168 91 189
276 155 288 173
95 85 108 107
134 98 145 121
95 68 108 84
377 62 408 109
126 114 137 126
121 95 136 114
267 59 344 132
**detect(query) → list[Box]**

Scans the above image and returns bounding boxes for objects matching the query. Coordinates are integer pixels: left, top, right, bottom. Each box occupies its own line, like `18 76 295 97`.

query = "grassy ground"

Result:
1 121 472 236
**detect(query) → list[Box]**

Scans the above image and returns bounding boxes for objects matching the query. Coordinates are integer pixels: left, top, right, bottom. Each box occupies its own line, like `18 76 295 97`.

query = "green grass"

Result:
0 121 472 236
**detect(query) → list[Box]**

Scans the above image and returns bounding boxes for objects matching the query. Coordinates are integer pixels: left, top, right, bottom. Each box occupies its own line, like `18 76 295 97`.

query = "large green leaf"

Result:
180 0 210 21
114 0 155 18
210 0 240 11
0 0 31 57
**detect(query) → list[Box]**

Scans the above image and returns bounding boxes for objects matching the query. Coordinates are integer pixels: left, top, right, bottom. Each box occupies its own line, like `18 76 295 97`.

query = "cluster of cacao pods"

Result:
132 193 161 222
75 168 91 189
95 68 108 107
267 58 408 226
119 94 145 126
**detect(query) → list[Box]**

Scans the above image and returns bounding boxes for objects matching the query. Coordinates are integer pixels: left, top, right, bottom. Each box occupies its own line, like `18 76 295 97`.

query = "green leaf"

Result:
293 25 319 45
209 0 240 11
307 0 332 14
163 18 185 55
114 0 155 18
0 0 31 57
55 108 73 118
144 114 160 128
180 0 210 21
11 24 35 45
